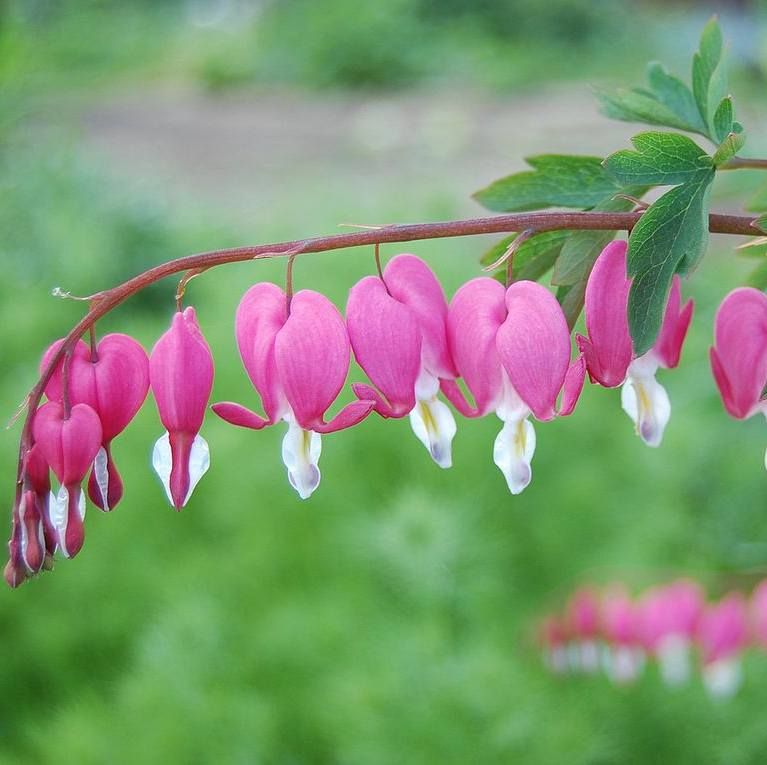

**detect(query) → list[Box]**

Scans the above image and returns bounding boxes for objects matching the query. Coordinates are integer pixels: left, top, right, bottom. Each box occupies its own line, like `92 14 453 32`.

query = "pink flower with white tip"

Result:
538 615 569 673
442 278 585 494
638 579 703 686
577 240 694 447
697 593 749 698
565 586 602 672
347 254 458 468
710 287 767 467
32 401 103 558
750 579 767 649
213 285 373 499
150 308 214 510
601 586 645 684
42 333 150 511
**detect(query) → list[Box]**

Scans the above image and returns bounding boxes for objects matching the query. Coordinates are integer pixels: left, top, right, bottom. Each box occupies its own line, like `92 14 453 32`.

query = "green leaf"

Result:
604 132 711 186
752 214 767 234
711 130 746 167
747 259 767 290
627 171 714 354
712 96 734 143
737 237 767 257
645 62 707 133
595 87 704 134
692 17 726 135
557 281 588 331
551 194 641 286
473 155 620 212
480 230 569 284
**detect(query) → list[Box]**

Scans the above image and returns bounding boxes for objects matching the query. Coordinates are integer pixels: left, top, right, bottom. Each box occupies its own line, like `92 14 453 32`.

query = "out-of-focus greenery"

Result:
3 2 767 763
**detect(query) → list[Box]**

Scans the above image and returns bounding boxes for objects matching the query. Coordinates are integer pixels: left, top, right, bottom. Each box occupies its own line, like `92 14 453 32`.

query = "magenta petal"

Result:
41 339 98 409
235 282 288 424
384 254 457 379
497 281 570 422
711 287 767 419
32 401 103 485
211 401 270 430
351 382 402 418
653 276 694 369
698 593 749 664
91 333 150 440
150 307 214 435
347 275 420 417
313 400 374 434
439 379 481 418
87 443 123 511
559 354 586 416
446 277 506 416
275 290 351 430
581 240 633 388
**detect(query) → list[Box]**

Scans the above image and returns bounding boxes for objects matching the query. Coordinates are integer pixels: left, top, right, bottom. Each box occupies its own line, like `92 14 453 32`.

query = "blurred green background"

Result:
3 1 767 762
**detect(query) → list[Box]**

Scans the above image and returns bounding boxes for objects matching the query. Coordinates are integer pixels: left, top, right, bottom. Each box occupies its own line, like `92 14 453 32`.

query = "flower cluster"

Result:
537 579 767 698
7 240 761 587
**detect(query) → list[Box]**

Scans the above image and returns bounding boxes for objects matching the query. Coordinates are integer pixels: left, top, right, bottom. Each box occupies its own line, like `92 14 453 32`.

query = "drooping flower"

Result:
32 401 103 558
538 615 570 673
565 587 602 672
638 578 703 686
347 254 459 468
213 286 373 499
601 586 644 684
41 333 150 510
576 240 694 447
697 593 749 699
150 308 214 510
710 287 767 466
441 278 584 494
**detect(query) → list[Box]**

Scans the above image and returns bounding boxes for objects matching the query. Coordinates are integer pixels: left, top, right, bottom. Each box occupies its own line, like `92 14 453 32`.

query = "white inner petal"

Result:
409 397 457 469
703 657 742 699
152 431 211 508
621 355 670 448
93 446 110 510
605 646 644 684
657 634 691 687
281 416 322 500
493 417 535 495
48 485 85 558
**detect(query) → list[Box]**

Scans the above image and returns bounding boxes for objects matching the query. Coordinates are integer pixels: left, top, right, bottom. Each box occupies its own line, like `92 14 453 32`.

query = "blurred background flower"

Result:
3 0 767 762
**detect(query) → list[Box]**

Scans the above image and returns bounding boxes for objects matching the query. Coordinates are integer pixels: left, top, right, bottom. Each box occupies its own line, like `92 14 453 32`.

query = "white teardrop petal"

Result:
657 635 691 687
152 432 174 506
703 657 742 699
281 419 322 500
184 434 211 506
621 374 671 448
493 417 536 494
408 396 457 469
93 446 110 510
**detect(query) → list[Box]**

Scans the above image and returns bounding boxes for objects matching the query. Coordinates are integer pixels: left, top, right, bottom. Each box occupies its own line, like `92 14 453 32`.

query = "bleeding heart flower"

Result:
346 254 458 468
538 615 570 673
32 401 102 558
697 593 749 698
213 285 373 499
441 278 584 494
710 287 767 467
601 586 645 684
576 240 694 447
750 579 767 649
150 308 214 510
41 333 150 510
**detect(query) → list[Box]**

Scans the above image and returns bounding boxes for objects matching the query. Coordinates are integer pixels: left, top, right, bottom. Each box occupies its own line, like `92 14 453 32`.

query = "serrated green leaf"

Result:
692 17 727 136
604 132 711 186
747 259 767 290
752 214 767 234
712 96 734 143
646 62 707 133
627 171 714 354
557 281 587 330
712 130 746 166
552 195 640 286
480 230 569 285
595 87 704 134
473 155 620 213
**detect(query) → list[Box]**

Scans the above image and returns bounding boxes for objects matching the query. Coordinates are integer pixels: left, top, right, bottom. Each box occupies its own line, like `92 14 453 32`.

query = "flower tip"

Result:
4 560 26 589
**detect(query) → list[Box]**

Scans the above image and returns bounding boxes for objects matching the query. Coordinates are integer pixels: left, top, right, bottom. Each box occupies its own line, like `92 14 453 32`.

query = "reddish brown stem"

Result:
13 208 761 490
